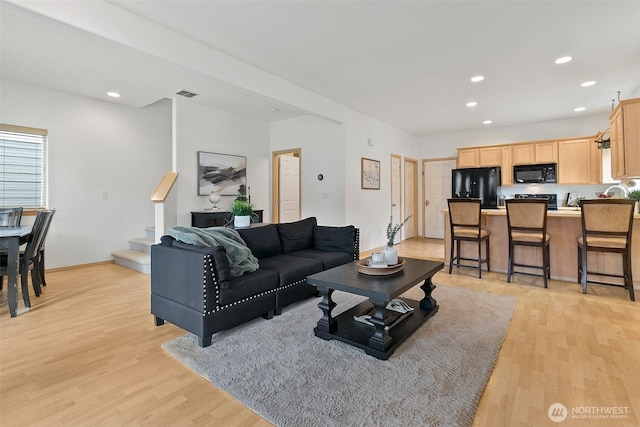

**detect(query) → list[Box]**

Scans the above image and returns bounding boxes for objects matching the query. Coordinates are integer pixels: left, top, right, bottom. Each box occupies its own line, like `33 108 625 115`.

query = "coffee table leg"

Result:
316 287 337 333
368 299 392 352
420 277 437 310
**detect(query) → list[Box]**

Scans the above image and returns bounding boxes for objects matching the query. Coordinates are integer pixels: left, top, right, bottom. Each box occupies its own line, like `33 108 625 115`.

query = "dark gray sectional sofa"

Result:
151 217 359 347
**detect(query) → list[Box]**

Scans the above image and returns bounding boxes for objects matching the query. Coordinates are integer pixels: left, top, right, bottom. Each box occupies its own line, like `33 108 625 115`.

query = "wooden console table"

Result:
191 210 264 228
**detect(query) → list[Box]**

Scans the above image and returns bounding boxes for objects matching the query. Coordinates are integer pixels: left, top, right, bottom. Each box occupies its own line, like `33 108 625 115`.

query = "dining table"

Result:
0 225 32 317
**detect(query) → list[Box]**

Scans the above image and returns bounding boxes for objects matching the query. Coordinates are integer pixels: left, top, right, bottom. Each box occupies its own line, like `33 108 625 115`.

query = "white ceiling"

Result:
2 1 639 136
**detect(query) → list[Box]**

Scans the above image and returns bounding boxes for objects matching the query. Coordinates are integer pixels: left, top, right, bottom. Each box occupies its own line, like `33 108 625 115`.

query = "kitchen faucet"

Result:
603 185 628 198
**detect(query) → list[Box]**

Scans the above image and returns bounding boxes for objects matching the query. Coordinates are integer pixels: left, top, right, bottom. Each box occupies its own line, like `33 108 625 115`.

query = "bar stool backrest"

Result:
581 199 634 238
448 199 482 228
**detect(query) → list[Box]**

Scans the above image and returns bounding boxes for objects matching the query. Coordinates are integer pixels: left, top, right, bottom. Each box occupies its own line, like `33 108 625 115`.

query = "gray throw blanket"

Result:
168 226 259 277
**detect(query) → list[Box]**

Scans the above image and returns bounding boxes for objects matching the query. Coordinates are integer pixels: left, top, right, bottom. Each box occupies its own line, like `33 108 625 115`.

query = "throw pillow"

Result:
277 217 317 253
313 225 355 254
236 224 282 259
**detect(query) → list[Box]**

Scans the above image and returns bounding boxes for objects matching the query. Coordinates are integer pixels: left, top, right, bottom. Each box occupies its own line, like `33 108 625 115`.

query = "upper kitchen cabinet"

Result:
557 136 601 184
610 98 640 179
457 148 479 168
512 141 558 164
457 146 501 168
456 146 513 186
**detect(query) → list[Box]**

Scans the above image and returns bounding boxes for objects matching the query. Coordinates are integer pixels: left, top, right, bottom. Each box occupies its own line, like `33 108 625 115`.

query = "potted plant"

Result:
627 189 640 214
230 198 255 228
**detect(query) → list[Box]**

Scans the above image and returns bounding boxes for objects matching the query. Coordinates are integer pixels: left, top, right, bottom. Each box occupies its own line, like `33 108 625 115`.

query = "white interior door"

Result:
278 155 300 223
403 158 418 238
391 154 402 243
423 159 456 238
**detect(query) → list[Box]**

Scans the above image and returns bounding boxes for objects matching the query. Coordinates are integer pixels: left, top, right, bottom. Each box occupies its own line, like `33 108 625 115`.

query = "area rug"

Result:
162 285 517 427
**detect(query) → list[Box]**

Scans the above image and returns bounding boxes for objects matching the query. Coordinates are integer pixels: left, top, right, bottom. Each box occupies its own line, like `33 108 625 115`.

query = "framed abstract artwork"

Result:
197 151 247 196
361 157 380 190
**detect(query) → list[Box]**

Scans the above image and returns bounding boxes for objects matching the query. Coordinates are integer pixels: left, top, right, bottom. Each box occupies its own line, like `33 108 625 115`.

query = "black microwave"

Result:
513 163 557 184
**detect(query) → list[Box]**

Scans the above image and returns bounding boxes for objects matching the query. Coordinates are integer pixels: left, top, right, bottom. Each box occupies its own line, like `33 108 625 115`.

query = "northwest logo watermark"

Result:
548 403 630 422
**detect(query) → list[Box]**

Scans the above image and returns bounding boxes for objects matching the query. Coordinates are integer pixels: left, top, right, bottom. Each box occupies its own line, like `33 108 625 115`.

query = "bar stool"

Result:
505 198 550 288
447 198 490 278
577 199 635 301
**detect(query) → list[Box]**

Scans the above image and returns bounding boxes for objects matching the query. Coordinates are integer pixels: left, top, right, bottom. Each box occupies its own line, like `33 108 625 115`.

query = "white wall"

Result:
270 115 346 226
419 113 610 159
173 98 271 225
0 79 172 268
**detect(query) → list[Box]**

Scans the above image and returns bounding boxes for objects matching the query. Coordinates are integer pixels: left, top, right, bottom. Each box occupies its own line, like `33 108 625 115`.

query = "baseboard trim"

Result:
46 260 114 273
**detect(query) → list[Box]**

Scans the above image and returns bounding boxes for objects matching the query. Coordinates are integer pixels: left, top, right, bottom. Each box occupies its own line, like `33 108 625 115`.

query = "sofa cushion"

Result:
219 268 279 306
313 225 355 255
277 217 317 254
258 254 323 286
236 224 282 258
171 240 233 289
288 249 353 270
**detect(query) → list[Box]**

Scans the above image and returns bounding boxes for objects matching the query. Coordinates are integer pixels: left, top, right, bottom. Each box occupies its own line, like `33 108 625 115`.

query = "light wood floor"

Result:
1 239 638 426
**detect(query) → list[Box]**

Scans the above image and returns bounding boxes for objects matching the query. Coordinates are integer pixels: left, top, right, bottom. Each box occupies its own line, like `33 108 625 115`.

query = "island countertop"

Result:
443 207 640 288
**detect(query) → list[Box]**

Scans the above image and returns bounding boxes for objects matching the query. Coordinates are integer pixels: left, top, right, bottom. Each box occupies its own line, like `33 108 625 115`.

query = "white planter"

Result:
234 215 251 228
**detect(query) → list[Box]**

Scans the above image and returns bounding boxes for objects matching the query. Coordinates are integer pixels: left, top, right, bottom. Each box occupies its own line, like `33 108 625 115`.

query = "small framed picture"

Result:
566 192 580 207
361 158 380 190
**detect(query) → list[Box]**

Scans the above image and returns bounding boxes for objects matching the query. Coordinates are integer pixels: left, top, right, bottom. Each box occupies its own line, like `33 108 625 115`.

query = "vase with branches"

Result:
383 215 412 265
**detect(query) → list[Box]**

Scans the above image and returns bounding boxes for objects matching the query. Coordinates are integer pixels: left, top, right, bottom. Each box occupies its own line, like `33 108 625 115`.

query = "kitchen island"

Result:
443 208 640 288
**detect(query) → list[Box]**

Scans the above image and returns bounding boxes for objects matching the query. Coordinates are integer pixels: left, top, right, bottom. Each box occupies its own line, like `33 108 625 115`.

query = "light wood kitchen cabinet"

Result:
478 146 501 166
512 144 534 164
610 98 640 178
557 137 601 184
500 146 513 186
457 148 478 168
457 146 512 186
457 146 502 168
513 141 557 164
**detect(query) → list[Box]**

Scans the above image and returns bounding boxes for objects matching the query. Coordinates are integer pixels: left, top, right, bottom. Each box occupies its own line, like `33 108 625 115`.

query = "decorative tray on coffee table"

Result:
356 257 405 276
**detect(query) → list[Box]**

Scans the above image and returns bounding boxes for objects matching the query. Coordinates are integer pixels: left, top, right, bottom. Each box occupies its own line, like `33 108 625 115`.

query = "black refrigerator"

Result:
451 166 501 209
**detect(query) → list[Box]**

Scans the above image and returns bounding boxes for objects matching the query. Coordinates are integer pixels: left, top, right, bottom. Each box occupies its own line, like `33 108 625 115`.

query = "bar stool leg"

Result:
477 239 482 279
624 249 635 301
507 241 513 283
580 246 588 295
449 238 455 274
485 239 490 272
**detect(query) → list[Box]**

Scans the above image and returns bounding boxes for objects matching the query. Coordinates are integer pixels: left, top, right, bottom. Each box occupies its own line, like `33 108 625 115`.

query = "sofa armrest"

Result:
151 243 228 314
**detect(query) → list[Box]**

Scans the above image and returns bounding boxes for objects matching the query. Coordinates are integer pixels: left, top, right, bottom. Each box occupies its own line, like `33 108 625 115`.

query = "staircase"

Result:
111 226 155 274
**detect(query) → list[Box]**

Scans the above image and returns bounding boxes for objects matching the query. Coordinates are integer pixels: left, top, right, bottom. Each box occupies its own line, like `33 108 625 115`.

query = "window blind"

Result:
0 124 48 209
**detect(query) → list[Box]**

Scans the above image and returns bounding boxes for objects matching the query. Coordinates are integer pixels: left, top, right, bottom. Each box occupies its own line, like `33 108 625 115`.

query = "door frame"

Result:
403 157 419 238
272 148 301 224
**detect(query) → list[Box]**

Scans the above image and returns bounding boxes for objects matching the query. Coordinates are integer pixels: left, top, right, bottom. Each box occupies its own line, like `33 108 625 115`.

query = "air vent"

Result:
175 90 198 98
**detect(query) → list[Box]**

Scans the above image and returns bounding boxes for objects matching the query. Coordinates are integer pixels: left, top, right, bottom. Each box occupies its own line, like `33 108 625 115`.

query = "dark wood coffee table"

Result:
307 257 443 360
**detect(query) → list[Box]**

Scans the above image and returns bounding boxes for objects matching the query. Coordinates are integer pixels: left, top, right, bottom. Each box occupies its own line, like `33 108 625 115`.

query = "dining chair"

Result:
0 207 24 291
447 198 490 278
0 210 53 307
577 199 635 301
505 198 550 288
0 207 23 227
31 208 55 295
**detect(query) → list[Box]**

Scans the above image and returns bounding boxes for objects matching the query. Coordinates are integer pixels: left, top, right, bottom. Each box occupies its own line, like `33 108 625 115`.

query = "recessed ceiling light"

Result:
581 81 596 87
107 92 120 98
554 56 572 64
483 120 493 125
466 101 478 107
574 107 586 112
470 76 484 83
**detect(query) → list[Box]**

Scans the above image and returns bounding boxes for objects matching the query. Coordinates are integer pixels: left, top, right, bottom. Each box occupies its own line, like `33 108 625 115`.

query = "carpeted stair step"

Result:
129 237 155 254
145 226 155 240
111 249 151 274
